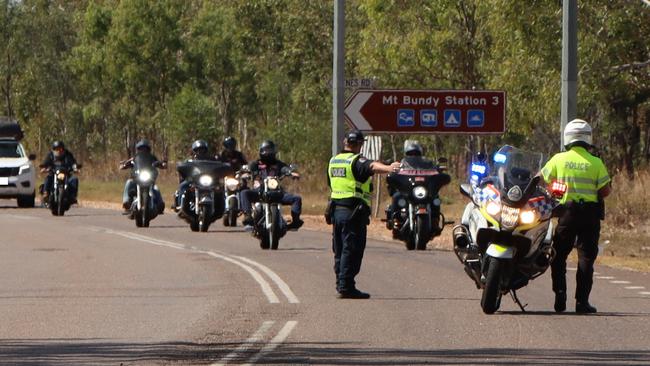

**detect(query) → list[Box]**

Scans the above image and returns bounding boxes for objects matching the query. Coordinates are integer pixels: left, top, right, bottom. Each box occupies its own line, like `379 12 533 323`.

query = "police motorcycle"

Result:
176 160 229 232
222 168 251 227
452 146 566 314
41 162 81 216
385 161 452 250
250 165 297 250
121 154 166 227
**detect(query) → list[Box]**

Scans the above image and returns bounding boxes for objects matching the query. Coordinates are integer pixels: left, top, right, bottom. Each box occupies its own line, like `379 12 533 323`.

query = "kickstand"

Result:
510 290 528 312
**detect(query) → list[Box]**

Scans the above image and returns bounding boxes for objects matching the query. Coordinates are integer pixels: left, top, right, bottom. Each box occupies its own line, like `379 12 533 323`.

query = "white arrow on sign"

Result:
344 91 372 130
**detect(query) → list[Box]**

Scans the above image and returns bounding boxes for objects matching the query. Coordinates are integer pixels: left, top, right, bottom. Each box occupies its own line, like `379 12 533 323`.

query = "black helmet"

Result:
344 130 365 145
259 140 276 160
52 141 65 150
192 139 209 153
223 136 237 150
135 139 151 151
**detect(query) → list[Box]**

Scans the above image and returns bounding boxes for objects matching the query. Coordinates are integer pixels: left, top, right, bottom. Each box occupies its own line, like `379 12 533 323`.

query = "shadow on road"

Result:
1 340 649 365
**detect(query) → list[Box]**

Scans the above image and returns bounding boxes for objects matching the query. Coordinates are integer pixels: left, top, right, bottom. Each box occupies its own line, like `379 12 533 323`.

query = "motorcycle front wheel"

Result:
481 256 504 314
198 205 210 232
415 215 430 250
269 207 280 250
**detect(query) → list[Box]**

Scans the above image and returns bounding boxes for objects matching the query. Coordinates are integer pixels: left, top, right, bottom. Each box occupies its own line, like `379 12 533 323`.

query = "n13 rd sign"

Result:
344 89 506 134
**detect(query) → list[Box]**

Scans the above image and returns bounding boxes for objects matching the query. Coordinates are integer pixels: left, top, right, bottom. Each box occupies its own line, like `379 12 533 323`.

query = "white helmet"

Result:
563 118 592 146
404 140 423 155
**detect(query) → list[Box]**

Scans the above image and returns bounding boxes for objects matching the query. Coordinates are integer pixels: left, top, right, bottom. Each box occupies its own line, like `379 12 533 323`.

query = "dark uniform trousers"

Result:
551 202 601 302
332 205 368 292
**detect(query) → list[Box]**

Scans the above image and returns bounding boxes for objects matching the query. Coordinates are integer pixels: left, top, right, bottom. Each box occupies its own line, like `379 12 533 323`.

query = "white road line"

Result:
95 227 281 304
610 280 631 284
0 214 36 220
625 286 645 290
203 251 280 303
596 276 615 280
567 267 577 271
211 321 275 366
233 255 300 304
243 321 298 366
639 292 650 296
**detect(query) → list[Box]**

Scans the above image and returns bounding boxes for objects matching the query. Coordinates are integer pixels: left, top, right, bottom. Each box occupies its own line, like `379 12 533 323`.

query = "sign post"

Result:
345 89 506 134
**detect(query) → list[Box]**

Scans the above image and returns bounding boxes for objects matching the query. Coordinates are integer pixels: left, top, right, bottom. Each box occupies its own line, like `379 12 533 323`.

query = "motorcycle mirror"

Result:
437 157 448 164
28 153 37 161
76 163 83 169
459 183 472 198
289 163 299 171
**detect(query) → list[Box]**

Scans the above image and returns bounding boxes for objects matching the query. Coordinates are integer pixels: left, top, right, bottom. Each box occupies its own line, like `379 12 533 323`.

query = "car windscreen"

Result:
0 142 21 158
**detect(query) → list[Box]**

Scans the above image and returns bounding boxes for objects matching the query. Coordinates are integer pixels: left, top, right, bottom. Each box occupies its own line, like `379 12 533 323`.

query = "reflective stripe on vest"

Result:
328 152 372 206
543 147 609 204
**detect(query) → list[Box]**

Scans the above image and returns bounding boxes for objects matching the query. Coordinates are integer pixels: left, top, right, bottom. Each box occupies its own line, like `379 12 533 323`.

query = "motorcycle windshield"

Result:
489 146 544 204
133 152 157 170
389 169 451 196
177 160 230 181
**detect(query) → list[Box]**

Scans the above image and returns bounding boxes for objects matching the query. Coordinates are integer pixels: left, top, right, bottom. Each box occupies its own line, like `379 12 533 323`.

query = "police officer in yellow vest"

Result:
327 130 401 299
541 119 612 314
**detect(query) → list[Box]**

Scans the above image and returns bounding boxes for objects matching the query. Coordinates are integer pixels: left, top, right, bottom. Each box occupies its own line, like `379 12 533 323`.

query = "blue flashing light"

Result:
470 163 487 175
494 152 507 164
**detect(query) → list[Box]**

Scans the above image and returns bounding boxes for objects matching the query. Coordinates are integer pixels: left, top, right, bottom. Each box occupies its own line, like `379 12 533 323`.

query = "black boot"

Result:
576 301 597 314
554 291 567 313
287 212 303 230
242 213 254 226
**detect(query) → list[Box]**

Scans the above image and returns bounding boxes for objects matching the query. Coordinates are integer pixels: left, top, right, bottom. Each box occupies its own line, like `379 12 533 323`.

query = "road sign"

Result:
344 89 506 134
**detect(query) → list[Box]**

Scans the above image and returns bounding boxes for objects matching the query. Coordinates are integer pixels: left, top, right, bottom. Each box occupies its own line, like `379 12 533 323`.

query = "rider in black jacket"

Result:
40 141 79 203
218 136 247 174
172 139 217 211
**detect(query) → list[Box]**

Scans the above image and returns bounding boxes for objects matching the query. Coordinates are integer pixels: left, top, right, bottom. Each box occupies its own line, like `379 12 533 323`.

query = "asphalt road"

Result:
1 203 649 365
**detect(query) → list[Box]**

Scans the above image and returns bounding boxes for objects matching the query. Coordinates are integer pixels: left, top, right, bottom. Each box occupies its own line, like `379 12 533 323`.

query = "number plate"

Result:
0 177 8 185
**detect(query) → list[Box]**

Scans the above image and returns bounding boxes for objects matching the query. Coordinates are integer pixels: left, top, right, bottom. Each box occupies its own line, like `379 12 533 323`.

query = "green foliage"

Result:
0 0 648 183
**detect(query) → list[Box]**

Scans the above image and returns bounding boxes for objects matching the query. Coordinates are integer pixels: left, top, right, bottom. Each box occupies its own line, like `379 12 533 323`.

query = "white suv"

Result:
0 130 37 207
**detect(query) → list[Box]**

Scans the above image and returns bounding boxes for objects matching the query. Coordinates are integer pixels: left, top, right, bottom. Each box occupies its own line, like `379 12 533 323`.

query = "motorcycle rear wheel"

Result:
481 256 504 314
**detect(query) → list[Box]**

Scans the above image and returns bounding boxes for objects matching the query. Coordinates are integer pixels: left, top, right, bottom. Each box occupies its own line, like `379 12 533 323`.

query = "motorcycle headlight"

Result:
56 172 66 181
486 201 501 216
225 177 239 191
267 177 279 190
520 210 536 224
412 186 427 199
199 175 213 187
138 170 152 182
19 164 31 175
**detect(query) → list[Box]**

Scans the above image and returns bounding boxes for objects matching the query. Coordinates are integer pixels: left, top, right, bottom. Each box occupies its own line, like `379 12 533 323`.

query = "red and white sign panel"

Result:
344 89 506 134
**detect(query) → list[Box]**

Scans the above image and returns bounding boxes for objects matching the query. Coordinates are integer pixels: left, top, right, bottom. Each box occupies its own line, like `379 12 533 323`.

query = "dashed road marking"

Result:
639 292 650 296
596 276 615 280
211 321 275 366
610 280 631 284
625 286 645 290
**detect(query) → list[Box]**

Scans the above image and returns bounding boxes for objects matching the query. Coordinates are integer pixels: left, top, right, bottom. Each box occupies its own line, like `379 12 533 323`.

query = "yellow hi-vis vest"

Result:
328 152 372 206
541 146 610 204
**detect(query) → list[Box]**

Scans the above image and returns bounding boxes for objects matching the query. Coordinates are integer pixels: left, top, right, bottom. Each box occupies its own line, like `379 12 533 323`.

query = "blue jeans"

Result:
43 175 78 199
332 205 368 292
123 178 164 212
240 189 302 216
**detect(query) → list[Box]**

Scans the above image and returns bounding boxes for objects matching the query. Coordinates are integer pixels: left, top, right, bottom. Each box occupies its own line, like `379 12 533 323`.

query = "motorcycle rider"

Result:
386 140 437 223
40 141 79 204
172 139 217 211
240 140 303 230
540 119 611 314
218 136 247 173
119 139 166 214
327 130 401 299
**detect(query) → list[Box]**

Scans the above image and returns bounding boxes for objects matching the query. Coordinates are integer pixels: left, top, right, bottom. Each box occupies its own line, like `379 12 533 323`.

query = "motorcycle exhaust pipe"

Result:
452 225 470 250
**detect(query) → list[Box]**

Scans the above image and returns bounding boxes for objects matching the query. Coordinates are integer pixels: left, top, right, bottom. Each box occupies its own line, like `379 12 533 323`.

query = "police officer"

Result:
541 119 612 314
327 130 400 299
